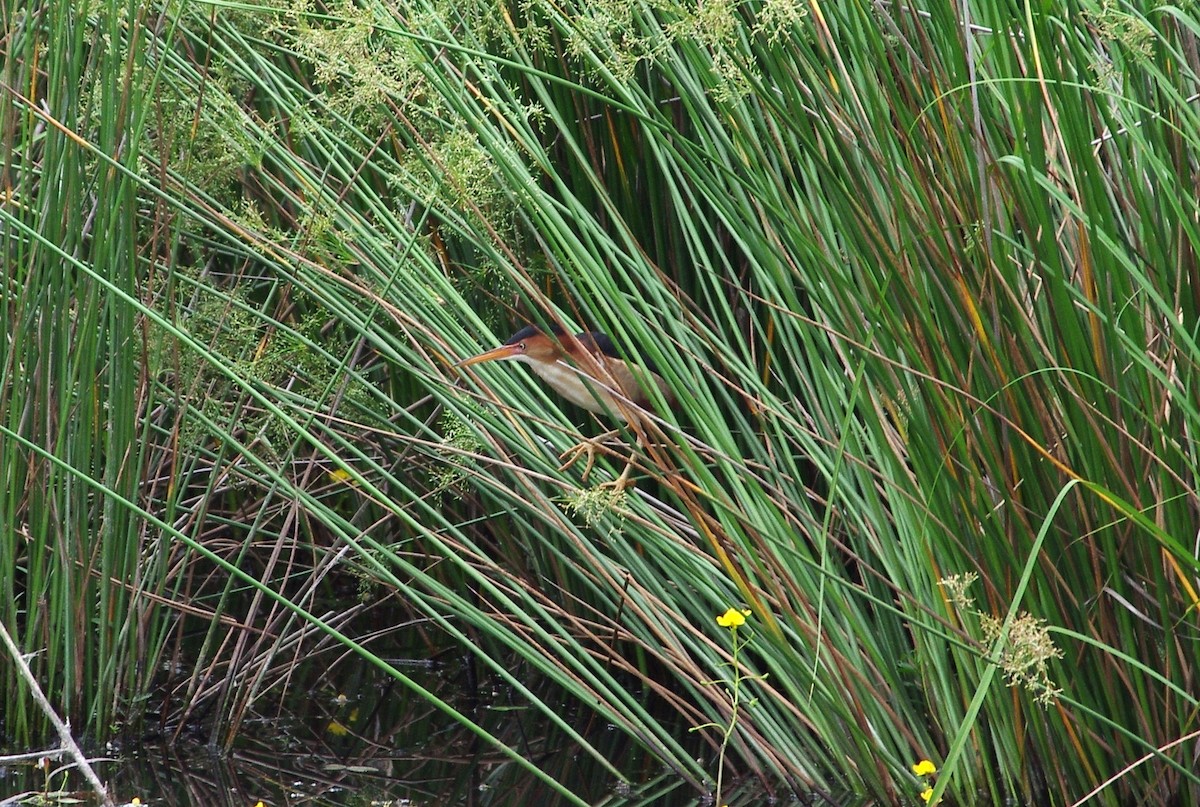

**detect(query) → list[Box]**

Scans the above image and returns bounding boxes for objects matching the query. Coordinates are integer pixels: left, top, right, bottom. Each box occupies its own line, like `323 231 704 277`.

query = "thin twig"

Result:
0 620 116 807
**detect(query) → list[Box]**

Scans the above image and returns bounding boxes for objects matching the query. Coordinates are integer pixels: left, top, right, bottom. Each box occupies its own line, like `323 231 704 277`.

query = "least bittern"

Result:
457 324 673 491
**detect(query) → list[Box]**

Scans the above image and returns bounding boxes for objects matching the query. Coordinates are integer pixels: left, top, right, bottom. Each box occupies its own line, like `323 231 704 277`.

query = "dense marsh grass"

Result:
3 0 1199 804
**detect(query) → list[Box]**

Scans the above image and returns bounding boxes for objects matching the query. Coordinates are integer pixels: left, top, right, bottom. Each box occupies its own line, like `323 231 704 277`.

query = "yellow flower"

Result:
920 787 933 802
329 469 353 483
716 608 751 628
912 759 937 776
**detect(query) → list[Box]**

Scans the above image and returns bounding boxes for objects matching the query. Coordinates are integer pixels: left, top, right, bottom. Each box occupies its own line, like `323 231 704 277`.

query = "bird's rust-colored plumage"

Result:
456 324 673 419
456 324 673 490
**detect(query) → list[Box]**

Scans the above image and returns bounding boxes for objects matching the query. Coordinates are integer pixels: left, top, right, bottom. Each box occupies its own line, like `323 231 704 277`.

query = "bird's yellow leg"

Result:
557 429 621 482
598 457 637 494
597 434 644 493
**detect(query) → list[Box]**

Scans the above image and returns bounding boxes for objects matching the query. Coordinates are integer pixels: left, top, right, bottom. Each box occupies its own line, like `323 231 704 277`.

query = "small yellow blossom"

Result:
920 787 933 802
716 608 751 628
329 469 353 483
912 759 937 776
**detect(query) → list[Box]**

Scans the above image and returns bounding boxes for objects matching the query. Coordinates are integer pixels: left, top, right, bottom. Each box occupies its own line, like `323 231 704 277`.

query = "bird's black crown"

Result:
504 324 563 345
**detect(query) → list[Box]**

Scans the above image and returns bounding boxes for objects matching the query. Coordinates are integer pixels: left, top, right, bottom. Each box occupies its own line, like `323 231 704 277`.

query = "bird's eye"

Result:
517 342 526 351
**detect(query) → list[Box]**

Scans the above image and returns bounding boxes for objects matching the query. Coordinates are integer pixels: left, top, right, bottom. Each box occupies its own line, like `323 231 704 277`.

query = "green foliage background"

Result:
3 0 1199 804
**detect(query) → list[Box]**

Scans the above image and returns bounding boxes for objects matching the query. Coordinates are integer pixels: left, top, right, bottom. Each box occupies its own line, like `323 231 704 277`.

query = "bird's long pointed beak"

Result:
455 344 521 368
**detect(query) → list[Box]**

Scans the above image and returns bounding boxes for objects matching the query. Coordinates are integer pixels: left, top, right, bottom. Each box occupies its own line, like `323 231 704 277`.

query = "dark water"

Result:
1 651 810 806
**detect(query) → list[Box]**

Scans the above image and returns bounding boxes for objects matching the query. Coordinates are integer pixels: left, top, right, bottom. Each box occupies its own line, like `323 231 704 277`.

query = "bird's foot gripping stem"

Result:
556 429 621 483
596 460 636 495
